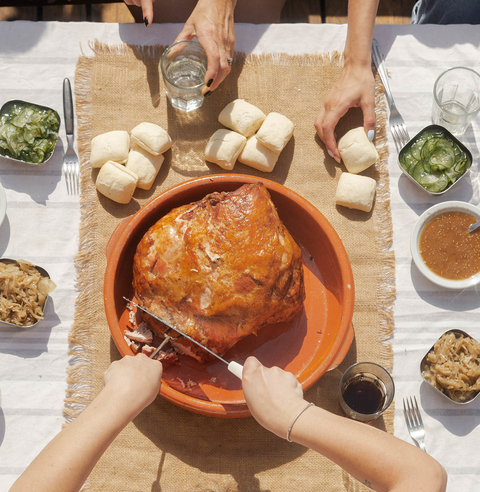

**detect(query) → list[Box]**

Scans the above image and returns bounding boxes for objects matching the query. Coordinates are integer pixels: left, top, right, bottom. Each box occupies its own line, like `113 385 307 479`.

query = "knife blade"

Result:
123 297 243 379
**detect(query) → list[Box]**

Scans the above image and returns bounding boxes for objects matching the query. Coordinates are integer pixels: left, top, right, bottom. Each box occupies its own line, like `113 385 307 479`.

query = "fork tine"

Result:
65 164 70 195
75 164 80 194
68 163 73 196
409 397 419 428
391 126 402 149
403 397 412 428
399 125 410 146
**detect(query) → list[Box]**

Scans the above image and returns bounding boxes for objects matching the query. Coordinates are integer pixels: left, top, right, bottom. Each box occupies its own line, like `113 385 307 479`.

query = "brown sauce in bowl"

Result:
419 211 480 280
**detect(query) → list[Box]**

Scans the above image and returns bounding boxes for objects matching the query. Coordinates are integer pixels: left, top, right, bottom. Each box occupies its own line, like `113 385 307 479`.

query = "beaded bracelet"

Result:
286 402 315 442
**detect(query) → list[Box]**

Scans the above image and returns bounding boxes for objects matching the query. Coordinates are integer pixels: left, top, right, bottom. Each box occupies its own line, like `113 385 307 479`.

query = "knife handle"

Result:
63 78 74 136
227 361 243 380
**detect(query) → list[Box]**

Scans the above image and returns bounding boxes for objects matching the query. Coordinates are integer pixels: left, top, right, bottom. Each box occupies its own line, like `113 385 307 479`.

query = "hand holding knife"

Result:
124 298 244 380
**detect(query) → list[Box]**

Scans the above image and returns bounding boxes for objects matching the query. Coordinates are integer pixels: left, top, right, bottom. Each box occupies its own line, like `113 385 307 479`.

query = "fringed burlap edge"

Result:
371 68 396 431
63 52 97 425
63 42 395 434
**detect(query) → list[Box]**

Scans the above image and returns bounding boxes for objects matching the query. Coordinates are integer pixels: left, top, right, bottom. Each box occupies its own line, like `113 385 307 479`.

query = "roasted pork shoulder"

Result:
133 183 305 361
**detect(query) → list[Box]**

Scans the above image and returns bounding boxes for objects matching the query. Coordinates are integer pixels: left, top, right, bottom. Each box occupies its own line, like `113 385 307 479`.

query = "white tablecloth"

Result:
0 21 479 491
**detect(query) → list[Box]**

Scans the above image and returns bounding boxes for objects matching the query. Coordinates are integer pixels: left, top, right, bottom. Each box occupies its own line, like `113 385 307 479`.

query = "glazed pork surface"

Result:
132 182 305 360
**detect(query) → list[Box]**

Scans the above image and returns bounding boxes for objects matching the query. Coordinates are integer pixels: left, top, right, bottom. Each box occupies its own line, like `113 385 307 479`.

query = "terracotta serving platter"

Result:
104 175 355 418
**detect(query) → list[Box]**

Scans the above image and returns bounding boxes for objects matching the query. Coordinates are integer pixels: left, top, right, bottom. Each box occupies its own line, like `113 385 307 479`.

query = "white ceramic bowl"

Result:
411 201 480 289
0 181 6 227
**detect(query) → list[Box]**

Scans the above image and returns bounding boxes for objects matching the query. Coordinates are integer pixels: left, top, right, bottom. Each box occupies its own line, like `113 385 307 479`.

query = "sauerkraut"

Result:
0 260 56 326
422 331 480 403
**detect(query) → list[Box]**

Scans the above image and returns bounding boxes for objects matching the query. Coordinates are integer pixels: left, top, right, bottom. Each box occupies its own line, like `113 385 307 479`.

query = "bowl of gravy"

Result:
411 201 480 289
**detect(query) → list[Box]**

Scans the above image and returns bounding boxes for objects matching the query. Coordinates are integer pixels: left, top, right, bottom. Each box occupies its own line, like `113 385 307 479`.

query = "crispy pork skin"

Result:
133 183 305 360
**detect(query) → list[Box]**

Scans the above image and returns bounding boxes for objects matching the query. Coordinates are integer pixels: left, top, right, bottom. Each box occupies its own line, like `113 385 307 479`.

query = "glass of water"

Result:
339 362 395 423
432 67 480 136
161 40 208 112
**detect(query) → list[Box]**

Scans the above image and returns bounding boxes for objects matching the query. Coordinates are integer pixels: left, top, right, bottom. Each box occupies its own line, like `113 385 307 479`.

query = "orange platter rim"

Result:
104 174 355 418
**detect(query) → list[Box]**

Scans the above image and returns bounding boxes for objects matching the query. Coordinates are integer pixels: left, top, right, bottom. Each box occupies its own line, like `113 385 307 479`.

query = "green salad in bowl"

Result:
398 124 472 194
0 100 60 165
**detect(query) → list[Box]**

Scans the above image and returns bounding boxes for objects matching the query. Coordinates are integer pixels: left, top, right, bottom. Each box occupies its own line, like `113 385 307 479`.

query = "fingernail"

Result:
207 79 213 88
204 91 212 97
144 17 149 27
335 156 341 164
327 150 334 158
368 130 375 141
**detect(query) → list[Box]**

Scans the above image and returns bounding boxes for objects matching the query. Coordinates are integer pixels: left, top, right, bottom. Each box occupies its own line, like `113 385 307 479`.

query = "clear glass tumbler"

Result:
432 67 480 136
160 40 208 112
339 362 395 423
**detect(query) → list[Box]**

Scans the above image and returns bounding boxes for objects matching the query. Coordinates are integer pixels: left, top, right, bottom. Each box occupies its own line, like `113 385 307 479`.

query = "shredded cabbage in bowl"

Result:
0 260 56 326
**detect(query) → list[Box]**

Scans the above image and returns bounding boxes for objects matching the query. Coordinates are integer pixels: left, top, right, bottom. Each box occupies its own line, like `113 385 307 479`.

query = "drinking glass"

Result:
432 67 480 136
339 362 395 423
160 40 208 112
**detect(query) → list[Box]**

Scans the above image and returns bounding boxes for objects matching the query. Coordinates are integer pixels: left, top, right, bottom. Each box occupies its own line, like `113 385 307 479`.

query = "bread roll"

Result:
205 129 247 170
335 173 376 213
90 130 130 168
238 136 279 172
96 161 138 204
126 145 164 190
256 112 294 153
218 99 266 137
338 127 379 174
130 122 172 156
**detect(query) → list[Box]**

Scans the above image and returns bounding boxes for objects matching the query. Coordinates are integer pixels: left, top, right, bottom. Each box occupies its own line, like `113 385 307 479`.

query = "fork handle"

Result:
63 78 74 137
418 441 427 453
371 39 396 109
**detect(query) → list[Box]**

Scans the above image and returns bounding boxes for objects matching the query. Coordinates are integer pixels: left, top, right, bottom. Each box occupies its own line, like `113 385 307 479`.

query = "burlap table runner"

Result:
65 41 394 491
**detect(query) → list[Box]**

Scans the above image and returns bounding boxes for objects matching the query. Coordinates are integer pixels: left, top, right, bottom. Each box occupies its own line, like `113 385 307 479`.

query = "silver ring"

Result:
227 57 233 67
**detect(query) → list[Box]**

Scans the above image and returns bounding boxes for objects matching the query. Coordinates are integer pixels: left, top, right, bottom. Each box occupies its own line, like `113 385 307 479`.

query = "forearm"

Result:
11 387 136 492
289 405 447 492
344 0 379 68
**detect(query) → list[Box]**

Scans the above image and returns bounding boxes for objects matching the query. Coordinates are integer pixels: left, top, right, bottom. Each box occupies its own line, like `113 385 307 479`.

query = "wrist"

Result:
98 385 145 423
286 402 315 442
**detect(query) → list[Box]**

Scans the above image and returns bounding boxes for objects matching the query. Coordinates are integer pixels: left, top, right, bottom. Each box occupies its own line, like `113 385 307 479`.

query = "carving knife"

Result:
124 297 244 380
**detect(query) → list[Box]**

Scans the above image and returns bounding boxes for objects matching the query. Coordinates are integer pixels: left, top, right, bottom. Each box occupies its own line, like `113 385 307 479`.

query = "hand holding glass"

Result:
160 40 208 112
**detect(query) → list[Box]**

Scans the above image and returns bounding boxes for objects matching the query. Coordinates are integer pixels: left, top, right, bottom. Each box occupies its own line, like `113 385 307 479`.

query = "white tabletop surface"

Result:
0 21 479 491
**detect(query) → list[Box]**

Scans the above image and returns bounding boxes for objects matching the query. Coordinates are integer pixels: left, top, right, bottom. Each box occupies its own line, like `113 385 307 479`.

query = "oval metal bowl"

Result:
104 174 355 418
0 180 6 227
0 258 53 328
420 329 480 405
0 100 61 166
398 124 472 196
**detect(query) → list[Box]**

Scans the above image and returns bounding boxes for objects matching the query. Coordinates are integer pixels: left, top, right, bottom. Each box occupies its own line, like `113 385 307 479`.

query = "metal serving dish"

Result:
420 329 480 405
398 124 472 195
0 100 61 166
0 258 54 328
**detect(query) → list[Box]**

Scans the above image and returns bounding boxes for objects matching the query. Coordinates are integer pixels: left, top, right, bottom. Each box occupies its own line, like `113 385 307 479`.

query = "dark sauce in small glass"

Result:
342 378 385 414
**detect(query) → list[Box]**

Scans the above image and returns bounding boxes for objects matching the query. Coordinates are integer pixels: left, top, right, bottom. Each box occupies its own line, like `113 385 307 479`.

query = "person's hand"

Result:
123 0 155 26
103 354 163 418
242 356 307 439
315 63 375 163
173 0 235 95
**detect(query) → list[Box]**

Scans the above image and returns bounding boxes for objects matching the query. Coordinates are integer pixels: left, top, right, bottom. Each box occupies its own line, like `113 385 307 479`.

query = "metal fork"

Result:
371 39 410 151
62 78 80 195
403 396 427 452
